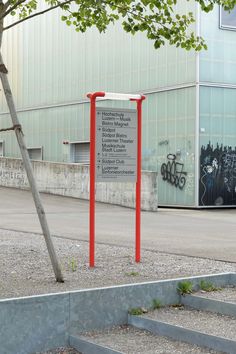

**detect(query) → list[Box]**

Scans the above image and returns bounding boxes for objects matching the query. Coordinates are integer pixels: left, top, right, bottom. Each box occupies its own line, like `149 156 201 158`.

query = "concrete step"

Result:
128 305 236 353
181 294 236 317
193 287 236 304
69 325 220 354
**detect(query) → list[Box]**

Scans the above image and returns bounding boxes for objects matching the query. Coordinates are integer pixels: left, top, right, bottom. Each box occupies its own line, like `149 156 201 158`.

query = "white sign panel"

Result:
96 107 137 182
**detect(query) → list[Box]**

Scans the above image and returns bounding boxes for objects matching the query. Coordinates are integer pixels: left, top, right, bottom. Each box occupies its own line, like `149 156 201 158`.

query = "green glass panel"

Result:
142 87 196 206
200 6 236 84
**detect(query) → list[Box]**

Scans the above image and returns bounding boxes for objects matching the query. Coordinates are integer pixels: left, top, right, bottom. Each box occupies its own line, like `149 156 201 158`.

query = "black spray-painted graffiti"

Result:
200 142 236 206
158 139 169 146
161 154 187 190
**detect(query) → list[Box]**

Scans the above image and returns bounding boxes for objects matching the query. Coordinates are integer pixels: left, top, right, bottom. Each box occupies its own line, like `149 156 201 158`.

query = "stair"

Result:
70 324 218 353
69 293 236 354
128 305 236 353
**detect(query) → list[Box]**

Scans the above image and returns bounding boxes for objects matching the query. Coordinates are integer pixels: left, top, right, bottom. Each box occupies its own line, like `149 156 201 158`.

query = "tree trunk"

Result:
0 49 64 282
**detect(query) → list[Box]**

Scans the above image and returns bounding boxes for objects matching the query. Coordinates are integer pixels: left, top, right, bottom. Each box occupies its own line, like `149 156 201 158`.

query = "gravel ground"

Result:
0 229 235 299
1 228 235 354
144 305 236 340
81 325 221 353
196 286 236 303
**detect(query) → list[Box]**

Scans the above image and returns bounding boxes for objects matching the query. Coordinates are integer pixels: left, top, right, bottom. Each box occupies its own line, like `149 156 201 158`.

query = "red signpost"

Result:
87 92 146 267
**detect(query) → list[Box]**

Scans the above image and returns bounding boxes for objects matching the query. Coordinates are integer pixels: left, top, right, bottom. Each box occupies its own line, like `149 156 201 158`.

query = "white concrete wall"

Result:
0 158 158 211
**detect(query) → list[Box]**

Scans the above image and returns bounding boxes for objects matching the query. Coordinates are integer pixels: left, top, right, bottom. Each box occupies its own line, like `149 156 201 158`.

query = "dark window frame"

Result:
27 146 43 160
70 141 90 164
219 5 236 31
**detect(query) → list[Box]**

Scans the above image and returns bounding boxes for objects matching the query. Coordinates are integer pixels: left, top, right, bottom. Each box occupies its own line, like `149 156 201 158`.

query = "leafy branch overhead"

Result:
1 0 236 51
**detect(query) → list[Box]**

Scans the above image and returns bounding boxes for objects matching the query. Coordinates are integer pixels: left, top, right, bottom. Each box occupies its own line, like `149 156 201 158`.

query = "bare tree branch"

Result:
3 0 73 30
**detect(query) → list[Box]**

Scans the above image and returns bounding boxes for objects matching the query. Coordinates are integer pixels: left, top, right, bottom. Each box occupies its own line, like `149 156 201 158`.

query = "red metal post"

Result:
87 92 105 267
134 96 145 262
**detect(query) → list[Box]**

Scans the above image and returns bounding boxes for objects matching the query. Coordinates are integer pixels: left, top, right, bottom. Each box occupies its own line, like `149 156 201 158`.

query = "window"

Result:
0 141 4 157
27 147 43 160
70 141 90 163
220 6 236 30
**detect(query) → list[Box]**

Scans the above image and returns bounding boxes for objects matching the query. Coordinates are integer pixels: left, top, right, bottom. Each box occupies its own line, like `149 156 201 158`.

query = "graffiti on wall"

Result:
199 142 236 206
158 139 169 146
161 153 187 190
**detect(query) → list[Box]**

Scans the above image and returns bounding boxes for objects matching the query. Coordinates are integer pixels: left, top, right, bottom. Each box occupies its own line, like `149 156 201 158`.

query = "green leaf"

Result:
4 0 230 53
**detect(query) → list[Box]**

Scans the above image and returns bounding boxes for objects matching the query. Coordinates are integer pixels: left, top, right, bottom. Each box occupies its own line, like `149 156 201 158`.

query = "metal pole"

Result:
135 96 145 262
89 95 96 267
87 92 105 267
0 54 64 282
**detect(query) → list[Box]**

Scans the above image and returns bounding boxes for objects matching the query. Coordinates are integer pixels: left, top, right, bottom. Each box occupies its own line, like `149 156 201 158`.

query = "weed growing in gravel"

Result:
69 258 77 272
199 280 221 292
128 307 146 315
177 281 193 295
125 271 140 277
152 299 162 309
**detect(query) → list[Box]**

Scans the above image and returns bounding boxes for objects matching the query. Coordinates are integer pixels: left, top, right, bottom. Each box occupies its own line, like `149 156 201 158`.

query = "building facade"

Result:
1 2 236 207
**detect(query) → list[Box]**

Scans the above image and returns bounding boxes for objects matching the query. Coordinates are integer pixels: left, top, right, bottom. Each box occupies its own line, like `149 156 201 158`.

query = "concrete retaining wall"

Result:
0 157 158 211
0 273 233 354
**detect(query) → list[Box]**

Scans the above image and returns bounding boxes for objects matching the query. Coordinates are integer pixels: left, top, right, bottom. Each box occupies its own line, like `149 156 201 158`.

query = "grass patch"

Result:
125 271 140 277
128 307 145 315
152 298 162 309
177 281 193 295
199 280 221 292
69 258 77 272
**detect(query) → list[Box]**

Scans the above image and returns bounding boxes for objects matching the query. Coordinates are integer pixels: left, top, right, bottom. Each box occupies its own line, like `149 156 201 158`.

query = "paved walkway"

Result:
0 187 236 262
